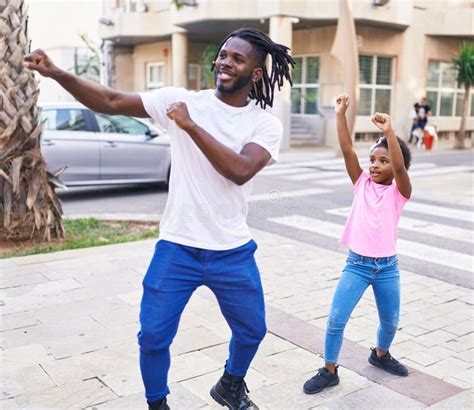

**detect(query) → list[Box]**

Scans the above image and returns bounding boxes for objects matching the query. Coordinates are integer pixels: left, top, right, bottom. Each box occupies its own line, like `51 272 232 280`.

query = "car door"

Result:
40 108 100 185
94 113 169 182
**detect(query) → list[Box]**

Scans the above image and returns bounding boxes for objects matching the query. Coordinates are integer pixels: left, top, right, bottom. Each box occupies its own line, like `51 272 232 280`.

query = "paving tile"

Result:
251 348 322 384
91 305 140 328
1 314 107 351
405 351 441 366
2 364 56 399
87 392 146 409
442 376 471 389
450 368 473 384
0 398 21 409
415 330 457 348
428 389 474 409
383 370 464 406
181 367 270 407
14 377 118 408
0 278 82 315
1 343 54 372
424 356 471 380
250 371 364 409
0 272 50 289
168 351 222 384
117 290 142 305
0 311 38 332
40 343 138 388
442 334 473 353
35 296 127 323
316 384 424 409
401 325 432 337
171 326 226 356
442 320 472 337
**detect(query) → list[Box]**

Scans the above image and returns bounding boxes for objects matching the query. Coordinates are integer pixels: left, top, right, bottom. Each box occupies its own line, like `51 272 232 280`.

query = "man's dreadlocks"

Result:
212 28 296 109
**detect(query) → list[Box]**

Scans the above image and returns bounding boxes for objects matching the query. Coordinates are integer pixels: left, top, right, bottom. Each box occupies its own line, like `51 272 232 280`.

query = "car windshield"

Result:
96 114 149 134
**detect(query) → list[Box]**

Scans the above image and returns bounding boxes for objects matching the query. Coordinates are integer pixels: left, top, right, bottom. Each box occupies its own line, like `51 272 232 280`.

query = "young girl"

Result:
303 94 412 394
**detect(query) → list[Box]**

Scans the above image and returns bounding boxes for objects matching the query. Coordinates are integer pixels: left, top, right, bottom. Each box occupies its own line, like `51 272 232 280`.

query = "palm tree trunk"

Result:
0 0 64 241
453 84 470 149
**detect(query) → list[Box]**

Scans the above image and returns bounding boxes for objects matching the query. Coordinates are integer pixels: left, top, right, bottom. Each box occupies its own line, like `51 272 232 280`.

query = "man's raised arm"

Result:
24 49 148 118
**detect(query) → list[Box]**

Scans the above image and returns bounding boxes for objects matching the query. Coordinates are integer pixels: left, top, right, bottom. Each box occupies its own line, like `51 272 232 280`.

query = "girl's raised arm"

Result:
335 94 363 184
372 113 412 199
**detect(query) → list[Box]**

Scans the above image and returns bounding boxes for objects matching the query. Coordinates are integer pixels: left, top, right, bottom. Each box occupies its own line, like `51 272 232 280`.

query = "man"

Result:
24 28 294 410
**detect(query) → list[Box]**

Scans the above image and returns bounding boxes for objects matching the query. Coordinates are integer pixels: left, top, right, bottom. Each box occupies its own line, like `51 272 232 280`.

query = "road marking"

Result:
317 166 473 186
260 167 316 176
249 188 331 202
405 201 473 223
269 214 473 272
263 158 346 171
295 163 432 183
261 161 435 178
326 207 474 244
283 171 343 181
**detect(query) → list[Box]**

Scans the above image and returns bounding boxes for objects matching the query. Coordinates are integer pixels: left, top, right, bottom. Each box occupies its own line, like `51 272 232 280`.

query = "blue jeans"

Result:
138 239 266 403
325 250 400 364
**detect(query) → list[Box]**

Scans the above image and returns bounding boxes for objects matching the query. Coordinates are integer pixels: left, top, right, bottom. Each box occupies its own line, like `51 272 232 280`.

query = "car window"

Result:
96 114 149 135
41 109 87 131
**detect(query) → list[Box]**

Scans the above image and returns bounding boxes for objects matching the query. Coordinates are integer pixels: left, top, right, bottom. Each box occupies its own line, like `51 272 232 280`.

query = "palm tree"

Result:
0 0 64 241
452 42 474 149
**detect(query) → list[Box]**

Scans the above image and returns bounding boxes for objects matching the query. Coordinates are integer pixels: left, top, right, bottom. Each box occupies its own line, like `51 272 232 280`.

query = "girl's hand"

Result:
372 112 392 132
335 94 350 115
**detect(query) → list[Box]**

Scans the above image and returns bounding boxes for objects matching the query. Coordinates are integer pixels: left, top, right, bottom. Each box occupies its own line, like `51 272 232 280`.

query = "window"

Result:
358 55 393 115
188 64 209 91
426 60 473 117
41 109 87 131
74 47 100 83
291 55 320 115
146 62 165 89
96 114 149 135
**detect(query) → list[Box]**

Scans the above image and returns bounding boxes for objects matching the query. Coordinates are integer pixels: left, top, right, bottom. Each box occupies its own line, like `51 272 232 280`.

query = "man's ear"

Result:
253 67 263 83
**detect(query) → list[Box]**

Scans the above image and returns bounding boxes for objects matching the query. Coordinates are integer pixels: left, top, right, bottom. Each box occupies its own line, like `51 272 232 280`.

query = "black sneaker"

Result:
147 397 170 410
210 369 259 409
368 347 408 376
303 366 340 394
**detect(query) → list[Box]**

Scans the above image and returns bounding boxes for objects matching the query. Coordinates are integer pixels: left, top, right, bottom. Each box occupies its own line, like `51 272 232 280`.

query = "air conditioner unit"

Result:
180 0 198 6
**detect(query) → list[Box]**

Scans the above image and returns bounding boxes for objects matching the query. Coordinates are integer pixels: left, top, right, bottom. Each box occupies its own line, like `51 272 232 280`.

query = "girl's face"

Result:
369 147 394 185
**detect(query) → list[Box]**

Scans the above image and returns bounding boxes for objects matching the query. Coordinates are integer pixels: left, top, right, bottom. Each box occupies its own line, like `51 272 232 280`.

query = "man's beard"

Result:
215 72 252 94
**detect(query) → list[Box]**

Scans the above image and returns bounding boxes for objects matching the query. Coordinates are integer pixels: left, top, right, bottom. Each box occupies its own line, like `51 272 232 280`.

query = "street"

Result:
2 146 473 409
60 147 474 288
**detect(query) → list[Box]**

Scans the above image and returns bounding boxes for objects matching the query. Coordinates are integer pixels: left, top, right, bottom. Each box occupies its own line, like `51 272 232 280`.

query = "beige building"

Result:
100 0 474 147
27 0 103 102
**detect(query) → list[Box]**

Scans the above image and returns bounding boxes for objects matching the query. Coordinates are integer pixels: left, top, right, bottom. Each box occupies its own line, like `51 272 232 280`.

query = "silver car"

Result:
40 102 171 187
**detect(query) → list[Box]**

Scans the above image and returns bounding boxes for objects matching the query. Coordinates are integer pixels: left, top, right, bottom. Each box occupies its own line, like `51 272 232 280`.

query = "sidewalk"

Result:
1 227 472 409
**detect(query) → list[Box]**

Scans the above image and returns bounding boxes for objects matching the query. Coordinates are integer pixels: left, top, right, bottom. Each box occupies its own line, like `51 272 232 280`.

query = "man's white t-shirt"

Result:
140 87 282 250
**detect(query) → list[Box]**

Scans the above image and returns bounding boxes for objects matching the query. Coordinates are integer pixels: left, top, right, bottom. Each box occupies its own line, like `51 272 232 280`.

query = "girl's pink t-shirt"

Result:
340 171 409 257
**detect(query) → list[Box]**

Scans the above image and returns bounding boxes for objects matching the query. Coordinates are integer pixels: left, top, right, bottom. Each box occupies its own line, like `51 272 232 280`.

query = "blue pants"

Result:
325 250 400 364
138 239 266 402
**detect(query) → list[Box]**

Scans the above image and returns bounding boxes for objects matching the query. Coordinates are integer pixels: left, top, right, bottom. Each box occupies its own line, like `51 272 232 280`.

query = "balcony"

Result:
424 8 474 37
100 0 413 44
100 0 179 45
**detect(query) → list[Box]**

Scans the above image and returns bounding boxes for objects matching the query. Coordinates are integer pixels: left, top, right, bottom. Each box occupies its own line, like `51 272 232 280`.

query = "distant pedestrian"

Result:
303 94 412 395
417 96 432 130
409 102 422 145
